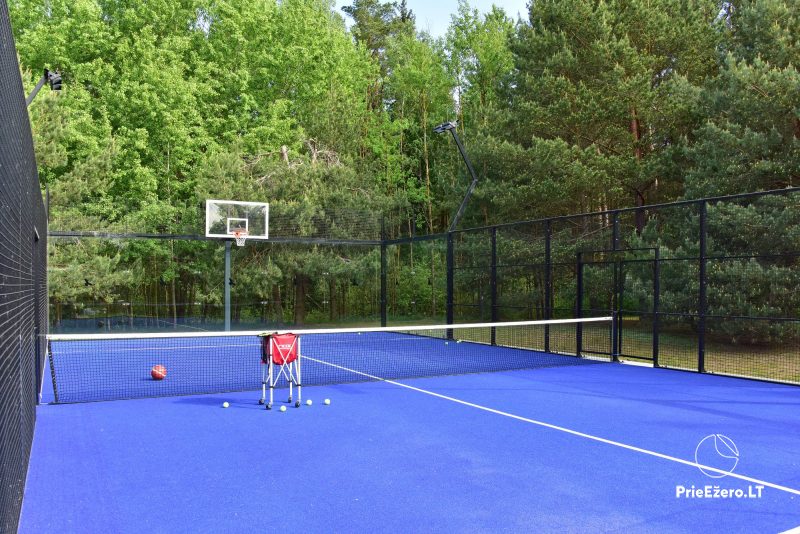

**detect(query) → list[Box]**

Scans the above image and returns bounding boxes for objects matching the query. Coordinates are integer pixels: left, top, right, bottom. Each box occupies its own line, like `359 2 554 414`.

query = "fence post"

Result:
698 201 707 373
446 232 454 339
653 248 660 367
380 218 387 327
611 211 622 358
576 251 583 356
33 229 41 404
490 227 497 345
544 221 552 352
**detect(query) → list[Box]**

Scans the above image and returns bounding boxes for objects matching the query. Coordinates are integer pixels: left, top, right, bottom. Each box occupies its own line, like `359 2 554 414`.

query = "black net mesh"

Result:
47 320 612 403
0 1 48 530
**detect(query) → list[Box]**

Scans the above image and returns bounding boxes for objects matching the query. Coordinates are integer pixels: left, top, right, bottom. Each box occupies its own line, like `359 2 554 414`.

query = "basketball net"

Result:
233 230 248 247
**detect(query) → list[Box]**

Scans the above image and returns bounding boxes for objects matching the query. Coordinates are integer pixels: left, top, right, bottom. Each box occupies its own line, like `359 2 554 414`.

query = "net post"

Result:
446 232 454 340
653 248 660 367
47 340 59 404
224 240 231 332
698 200 707 373
380 218 387 327
34 326 41 405
611 311 619 361
575 251 583 357
33 226 42 404
544 221 551 352
490 227 497 345
617 259 624 357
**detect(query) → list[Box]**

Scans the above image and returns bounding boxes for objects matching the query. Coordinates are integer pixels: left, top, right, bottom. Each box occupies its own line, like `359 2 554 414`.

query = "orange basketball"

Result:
151 364 167 380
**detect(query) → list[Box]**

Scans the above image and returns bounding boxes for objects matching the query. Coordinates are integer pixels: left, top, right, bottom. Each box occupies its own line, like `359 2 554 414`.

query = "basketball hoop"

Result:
233 230 248 247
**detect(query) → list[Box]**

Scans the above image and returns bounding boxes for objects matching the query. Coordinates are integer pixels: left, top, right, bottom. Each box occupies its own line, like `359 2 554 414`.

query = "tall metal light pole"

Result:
433 121 479 232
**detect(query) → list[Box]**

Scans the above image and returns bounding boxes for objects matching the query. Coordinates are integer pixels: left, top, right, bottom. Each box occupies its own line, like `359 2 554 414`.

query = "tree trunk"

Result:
422 99 433 233
272 284 283 326
294 275 308 325
329 278 337 322
630 106 645 233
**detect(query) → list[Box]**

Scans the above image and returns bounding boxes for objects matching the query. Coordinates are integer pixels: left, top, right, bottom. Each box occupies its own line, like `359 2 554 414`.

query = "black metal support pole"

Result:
434 122 480 233
25 72 48 107
544 221 551 352
380 218 387 326
653 248 660 367
611 211 622 360
617 260 624 360
698 201 707 372
380 244 387 327
490 227 497 345
447 131 479 233
33 230 41 404
611 310 618 360
446 232 454 339
576 252 583 356
612 211 621 251
224 241 231 331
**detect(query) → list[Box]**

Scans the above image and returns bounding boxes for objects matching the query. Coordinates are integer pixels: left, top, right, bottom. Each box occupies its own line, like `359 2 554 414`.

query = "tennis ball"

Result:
222 402 229 408
306 399 313 406
324 398 331 405
280 405 287 412
151 364 167 380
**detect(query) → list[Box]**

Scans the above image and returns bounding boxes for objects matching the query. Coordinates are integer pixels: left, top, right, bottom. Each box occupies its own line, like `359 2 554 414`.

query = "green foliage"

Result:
9 0 799 338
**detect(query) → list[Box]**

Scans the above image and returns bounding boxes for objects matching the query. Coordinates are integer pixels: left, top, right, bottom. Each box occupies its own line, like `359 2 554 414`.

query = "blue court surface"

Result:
21 360 800 532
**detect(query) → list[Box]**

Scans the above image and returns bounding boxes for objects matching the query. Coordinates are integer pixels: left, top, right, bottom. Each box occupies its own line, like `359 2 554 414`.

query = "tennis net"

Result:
46 318 613 403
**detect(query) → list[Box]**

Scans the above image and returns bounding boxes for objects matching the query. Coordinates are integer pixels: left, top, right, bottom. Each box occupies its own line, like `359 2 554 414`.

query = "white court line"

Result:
305 355 800 497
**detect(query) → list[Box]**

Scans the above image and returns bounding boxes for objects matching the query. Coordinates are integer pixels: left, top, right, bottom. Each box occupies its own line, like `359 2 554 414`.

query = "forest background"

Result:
9 0 799 329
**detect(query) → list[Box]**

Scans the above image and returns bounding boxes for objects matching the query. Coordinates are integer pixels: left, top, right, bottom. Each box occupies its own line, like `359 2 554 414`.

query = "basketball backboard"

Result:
205 200 269 240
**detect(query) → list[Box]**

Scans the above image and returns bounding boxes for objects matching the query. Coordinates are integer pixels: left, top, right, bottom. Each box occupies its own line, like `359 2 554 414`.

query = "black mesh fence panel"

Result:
452 228 491 323
495 223 547 322
385 238 447 325
379 188 800 383
50 239 381 333
0 0 48 530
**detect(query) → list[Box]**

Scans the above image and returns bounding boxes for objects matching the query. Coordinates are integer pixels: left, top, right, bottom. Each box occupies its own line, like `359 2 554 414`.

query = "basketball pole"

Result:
224 240 231 331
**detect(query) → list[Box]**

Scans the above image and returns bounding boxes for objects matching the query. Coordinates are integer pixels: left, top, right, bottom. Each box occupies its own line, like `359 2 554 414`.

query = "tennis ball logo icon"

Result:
694 434 739 478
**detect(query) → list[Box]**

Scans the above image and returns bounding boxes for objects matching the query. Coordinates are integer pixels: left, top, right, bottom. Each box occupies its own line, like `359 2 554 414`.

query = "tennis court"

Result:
19 320 800 532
